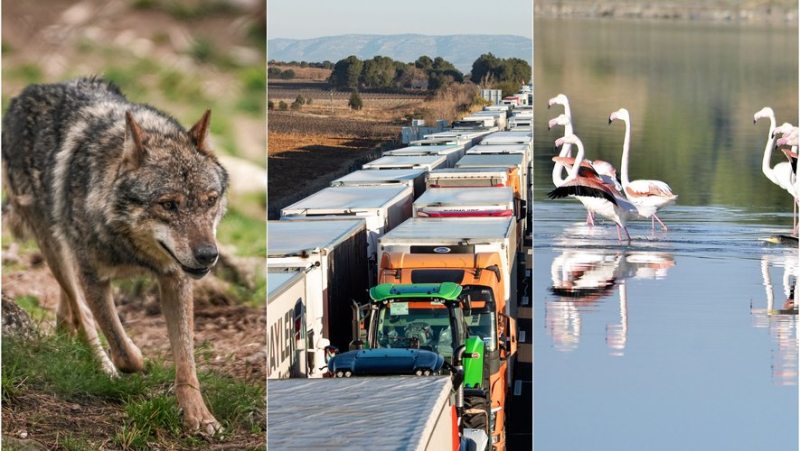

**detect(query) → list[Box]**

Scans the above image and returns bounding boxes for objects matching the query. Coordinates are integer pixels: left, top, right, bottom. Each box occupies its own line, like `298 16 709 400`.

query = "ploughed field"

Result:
267 111 402 218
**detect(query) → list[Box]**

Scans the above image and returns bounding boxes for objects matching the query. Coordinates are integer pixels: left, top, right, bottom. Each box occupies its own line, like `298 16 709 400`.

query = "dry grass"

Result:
420 83 482 124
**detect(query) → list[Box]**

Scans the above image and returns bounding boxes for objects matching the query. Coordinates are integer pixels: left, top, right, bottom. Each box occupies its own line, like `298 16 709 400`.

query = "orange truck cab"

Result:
377 217 519 451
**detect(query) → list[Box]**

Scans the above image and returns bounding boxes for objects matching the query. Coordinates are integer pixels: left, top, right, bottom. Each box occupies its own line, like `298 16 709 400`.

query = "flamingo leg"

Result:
616 224 622 243
623 226 632 243
586 211 595 227
653 214 668 231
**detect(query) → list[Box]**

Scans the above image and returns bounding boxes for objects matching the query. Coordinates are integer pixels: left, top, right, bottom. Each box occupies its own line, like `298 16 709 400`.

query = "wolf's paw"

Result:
177 386 222 436
184 410 222 436
112 343 144 373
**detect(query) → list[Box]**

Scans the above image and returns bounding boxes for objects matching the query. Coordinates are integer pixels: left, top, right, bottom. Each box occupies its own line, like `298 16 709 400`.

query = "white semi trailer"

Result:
267 219 370 376
280 185 413 264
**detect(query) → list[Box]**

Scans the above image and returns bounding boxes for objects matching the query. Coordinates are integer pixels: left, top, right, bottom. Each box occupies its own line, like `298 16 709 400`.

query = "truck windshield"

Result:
375 301 460 359
462 286 497 352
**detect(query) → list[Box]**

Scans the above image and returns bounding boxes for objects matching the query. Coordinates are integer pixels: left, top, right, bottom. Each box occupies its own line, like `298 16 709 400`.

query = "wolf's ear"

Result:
188 109 212 156
124 111 147 169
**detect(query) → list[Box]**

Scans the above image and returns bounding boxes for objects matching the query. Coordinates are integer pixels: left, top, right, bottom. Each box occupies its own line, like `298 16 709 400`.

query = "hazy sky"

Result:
267 0 532 39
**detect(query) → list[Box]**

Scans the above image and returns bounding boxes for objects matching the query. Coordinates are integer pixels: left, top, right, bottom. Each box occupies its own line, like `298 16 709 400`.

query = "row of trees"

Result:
470 53 531 86
326 53 530 96
328 55 464 92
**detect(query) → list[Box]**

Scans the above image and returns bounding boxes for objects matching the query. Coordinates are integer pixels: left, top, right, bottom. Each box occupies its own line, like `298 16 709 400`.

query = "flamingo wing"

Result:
547 177 618 205
552 156 602 180
624 179 676 199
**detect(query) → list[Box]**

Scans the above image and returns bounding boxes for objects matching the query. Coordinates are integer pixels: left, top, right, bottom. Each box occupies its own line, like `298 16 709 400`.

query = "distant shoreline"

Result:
535 1 798 24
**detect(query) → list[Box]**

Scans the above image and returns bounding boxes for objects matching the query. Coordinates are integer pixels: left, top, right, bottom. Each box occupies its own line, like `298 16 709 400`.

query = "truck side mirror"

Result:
498 313 516 360
519 199 528 221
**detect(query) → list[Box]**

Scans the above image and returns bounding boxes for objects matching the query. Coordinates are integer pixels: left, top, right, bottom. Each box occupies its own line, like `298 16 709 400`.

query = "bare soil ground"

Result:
267 112 401 218
266 73 473 217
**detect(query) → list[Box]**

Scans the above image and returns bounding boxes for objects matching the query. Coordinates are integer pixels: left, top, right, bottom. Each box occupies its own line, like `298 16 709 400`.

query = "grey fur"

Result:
2 77 228 432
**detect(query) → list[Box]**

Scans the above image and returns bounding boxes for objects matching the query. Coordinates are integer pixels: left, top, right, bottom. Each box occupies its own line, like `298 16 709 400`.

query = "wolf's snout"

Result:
193 244 218 266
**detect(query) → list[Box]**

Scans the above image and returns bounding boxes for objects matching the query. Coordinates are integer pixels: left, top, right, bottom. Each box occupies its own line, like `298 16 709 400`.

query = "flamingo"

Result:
774 123 798 172
549 112 622 226
775 124 799 233
547 94 619 177
754 108 798 230
609 108 677 232
548 94 575 159
547 134 639 243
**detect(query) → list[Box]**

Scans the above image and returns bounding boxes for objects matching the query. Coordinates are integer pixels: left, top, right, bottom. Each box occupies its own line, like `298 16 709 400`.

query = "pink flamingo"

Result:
548 94 619 178
609 108 677 232
754 108 798 230
549 112 621 227
548 134 639 243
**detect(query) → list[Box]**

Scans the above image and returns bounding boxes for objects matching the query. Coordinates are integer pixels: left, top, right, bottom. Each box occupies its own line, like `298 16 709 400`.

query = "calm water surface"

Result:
534 18 798 450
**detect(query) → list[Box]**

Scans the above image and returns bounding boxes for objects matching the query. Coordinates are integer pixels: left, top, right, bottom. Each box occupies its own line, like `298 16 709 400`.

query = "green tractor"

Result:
326 282 492 447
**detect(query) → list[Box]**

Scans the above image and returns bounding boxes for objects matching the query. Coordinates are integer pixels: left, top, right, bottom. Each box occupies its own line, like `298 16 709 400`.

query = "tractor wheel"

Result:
462 394 490 434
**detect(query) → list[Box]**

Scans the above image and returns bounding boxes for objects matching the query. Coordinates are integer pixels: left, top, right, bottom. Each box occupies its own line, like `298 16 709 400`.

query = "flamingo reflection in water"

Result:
547 249 675 355
752 254 798 386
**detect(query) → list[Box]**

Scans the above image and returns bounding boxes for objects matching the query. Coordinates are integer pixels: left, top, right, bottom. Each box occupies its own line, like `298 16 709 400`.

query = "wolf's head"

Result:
110 109 229 279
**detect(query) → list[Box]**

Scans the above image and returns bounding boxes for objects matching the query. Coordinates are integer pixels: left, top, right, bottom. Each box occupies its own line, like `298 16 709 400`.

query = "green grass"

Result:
3 333 265 448
59 433 94 451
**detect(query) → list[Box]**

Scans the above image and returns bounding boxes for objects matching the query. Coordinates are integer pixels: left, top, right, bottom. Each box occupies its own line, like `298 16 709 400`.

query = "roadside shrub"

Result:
348 90 363 111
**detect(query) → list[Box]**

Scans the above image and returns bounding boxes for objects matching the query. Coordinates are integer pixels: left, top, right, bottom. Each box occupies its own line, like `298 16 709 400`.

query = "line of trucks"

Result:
268 83 533 450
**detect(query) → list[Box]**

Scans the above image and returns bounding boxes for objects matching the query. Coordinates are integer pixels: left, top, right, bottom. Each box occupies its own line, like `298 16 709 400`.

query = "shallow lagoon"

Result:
533 18 798 450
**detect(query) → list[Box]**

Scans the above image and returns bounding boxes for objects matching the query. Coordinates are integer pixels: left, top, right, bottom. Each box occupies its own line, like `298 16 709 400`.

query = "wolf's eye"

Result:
160 201 178 212
207 196 218 207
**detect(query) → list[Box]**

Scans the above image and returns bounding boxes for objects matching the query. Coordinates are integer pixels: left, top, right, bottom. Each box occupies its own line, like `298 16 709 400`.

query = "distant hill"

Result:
268 34 532 74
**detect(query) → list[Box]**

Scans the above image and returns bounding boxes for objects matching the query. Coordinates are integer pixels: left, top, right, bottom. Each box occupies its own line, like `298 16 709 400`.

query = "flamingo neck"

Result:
566 139 584 181
552 127 575 186
762 114 776 179
552 152 566 187
620 117 632 188
563 123 574 158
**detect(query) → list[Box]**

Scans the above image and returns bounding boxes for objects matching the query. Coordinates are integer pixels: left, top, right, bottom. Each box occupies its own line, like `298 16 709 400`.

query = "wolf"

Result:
2 77 228 433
